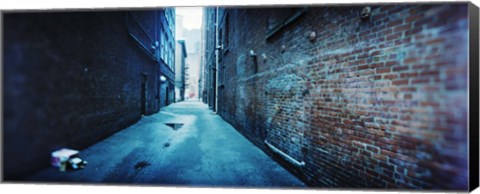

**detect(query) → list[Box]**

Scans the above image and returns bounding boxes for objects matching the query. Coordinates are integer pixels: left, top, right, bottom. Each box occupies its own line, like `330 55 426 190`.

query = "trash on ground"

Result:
51 148 79 168
68 157 88 170
51 148 88 171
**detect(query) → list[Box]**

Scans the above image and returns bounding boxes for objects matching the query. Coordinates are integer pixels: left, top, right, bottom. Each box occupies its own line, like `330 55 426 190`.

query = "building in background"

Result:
203 4 473 189
3 8 175 180
184 28 202 99
176 7 203 101
175 14 188 102
199 8 208 104
175 39 188 102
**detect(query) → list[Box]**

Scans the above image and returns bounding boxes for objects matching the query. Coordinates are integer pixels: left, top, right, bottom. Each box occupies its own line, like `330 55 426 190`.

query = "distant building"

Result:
199 10 206 103
175 39 188 102
174 14 186 102
3 8 175 180
184 28 202 99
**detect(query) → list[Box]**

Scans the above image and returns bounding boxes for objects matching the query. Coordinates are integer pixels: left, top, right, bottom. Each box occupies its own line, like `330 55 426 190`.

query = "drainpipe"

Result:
265 140 306 167
214 7 220 113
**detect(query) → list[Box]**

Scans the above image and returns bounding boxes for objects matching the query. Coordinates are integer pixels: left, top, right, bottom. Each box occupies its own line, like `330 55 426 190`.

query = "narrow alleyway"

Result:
27 101 305 187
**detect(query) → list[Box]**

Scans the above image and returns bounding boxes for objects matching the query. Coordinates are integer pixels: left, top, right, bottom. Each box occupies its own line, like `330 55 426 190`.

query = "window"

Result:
219 28 223 47
224 14 230 50
167 47 171 68
126 12 156 58
159 26 164 61
162 32 166 62
265 7 307 40
218 28 223 62
170 45 174 69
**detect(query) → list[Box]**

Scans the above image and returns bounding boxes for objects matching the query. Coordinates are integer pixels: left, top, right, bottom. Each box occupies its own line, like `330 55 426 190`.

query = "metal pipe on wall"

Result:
264 140 306 167
214 7 220 113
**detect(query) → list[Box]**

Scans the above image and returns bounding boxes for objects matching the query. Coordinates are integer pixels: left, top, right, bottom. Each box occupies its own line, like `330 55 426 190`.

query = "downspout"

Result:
214 7 220 113
265 140 306 167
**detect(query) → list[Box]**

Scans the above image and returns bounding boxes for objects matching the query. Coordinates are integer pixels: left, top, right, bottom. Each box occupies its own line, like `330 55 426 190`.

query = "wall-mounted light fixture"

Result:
361 6 371 20
151 41 159 50
308 30 317 42
261 53 268 62
249 50 257 57
160 75 167 83
261 53 267 59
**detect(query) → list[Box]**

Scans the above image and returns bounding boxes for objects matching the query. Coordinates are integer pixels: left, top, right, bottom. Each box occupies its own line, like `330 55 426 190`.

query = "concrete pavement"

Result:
27 101 305 188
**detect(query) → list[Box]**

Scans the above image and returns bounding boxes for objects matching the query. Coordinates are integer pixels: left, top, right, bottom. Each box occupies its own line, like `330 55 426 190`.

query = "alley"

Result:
27 101 305 187
3 4 475 190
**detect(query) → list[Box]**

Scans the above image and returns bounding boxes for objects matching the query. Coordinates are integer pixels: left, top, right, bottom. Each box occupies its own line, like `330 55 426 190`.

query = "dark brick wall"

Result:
204 7 218 109
3 11 163 179
212 4 470 189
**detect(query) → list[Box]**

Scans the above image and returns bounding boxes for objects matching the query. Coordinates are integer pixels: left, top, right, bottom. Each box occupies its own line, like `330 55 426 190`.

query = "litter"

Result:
51 148 88 171
51 148 79 168
68 157 88 170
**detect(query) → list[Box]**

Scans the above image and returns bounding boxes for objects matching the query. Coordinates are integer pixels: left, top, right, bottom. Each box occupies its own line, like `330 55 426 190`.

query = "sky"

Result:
176 7 203 30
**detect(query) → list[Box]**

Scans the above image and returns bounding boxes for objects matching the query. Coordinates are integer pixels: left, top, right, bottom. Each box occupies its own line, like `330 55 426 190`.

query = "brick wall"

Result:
204 7 218 109
3 11 163 179
215 4 470 189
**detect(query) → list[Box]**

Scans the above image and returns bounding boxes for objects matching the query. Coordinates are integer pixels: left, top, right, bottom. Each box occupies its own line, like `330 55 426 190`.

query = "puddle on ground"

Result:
164 123 184 130
163 142 170 148
134 161 150 170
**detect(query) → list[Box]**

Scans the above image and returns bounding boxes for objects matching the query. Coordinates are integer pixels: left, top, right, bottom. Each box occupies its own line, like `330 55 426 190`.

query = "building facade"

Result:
175 39 188 102
175 15 187 102
202 7 220 110
184 28 202 99
202 4 476 189
158 8 176 107
3 8 175 179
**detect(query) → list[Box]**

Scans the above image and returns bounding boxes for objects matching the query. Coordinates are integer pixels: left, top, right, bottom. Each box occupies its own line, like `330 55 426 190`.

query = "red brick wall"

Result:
216 4 469 189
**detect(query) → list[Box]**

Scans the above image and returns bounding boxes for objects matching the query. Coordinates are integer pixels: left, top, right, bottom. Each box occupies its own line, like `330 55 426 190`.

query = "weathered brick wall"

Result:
3 11 162 179
204 7 218 109
217 4 469 189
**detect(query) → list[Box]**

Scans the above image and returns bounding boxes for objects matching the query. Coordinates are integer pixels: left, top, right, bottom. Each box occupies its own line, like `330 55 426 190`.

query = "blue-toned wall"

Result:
3 10 168 179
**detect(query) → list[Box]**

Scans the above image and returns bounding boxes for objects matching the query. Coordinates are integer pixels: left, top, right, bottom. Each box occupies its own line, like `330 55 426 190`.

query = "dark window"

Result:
219 28 223 48
161 31 166 62
218 28 223 62
265 8 306 40
224 14 230 49
126 12 155 58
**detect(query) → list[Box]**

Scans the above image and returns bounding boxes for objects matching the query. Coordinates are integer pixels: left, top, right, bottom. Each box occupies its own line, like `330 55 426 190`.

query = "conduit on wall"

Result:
264 140 306 167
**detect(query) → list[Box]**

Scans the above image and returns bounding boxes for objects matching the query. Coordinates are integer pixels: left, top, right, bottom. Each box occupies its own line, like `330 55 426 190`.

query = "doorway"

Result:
141 74 148 115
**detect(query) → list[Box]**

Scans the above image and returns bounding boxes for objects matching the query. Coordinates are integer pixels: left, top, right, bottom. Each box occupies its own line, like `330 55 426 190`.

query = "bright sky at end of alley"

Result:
176 7 203 30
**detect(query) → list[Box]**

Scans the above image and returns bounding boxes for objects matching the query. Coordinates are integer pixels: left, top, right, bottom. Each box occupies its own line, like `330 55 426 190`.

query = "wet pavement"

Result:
27 100 305 188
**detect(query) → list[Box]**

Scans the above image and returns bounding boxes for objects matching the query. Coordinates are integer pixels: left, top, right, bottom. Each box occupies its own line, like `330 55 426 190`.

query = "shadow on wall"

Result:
3 11 164 180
